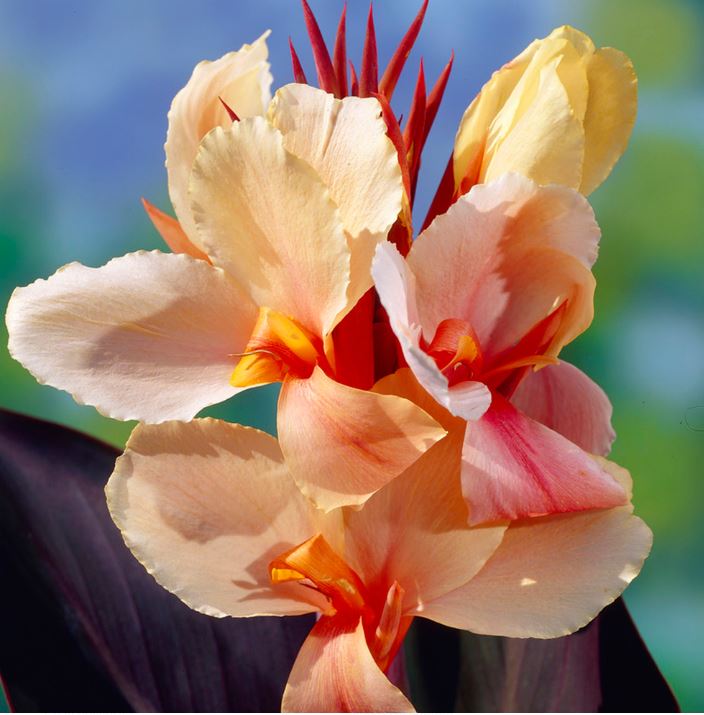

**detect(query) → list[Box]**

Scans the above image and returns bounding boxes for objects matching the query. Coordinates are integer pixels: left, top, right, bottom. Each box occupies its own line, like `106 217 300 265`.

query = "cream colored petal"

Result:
282 615 414 713
106 419 332 618
277 367 446 512
6 251 256 422
166 32 272 241
270 84 403 310
484 57 585 188
410 174 599 362
421 505 652 638
580 48 638 195
548 25 597 55
453 39 539 189
142 198 210 261
372 242 491 421
511 360 616 456
345 431 506 614
190 118 351 337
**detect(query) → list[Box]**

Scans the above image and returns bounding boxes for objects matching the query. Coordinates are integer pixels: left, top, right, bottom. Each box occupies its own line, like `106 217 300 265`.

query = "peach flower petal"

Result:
345 431 506 612
512 360 616 456
420 503 652 638
461 393 627 525
166 32 272 241
6 251 256 422
372 242 491 421
269 84 403 310
190 118 351 337
106 419 335 618
282 615 414 713
409 174 599 362
277 367 446 511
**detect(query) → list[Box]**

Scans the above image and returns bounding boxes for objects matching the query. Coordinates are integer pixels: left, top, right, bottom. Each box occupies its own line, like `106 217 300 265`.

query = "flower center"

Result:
426 302 567 396
230 307 325 387
269 534 410 672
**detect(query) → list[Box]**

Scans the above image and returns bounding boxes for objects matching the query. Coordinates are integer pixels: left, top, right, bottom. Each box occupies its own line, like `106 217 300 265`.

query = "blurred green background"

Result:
0 0 702 709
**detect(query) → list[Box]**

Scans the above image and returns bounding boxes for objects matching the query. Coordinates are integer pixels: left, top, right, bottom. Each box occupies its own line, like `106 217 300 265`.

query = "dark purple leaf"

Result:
0 409 313 713
405 599 678 712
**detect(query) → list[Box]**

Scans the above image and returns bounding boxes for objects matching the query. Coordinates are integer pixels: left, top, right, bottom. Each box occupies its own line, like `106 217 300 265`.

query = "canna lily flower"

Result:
106 417 651 712
6 75 445 511
427 26 637 225
373 172 628 525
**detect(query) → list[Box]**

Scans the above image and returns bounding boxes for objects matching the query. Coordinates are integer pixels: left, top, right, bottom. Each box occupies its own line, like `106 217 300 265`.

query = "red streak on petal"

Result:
359 4 379 97
332 4 348 97
289 37 308 84
218 96 239 122
379 0 428 101
301 0 338 94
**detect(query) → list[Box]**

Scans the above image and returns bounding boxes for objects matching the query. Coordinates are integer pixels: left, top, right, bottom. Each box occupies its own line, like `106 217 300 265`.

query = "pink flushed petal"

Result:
277 367 446 511
461 393 627 525
281 615 414 713
408 174 599 362
511 361 615 456
371 242 491 422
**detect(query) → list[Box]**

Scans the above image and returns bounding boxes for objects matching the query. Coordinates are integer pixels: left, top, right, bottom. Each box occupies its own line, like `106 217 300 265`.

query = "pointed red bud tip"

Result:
379 0 429 101
423 51 454 142
289 37 308 84
301 0 338 94
359 3 379 97
218 97 239 122
373 92 411 201
349 60 359 96
332 3 348 97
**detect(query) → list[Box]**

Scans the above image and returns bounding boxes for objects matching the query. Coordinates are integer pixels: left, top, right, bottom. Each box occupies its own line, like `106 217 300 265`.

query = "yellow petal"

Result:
277 367 447 511
483 57 584 189
580 48 638 194
106 419 336 618
166 32 272 241
190 118 351 337
420 503 652 638
269 84 403 313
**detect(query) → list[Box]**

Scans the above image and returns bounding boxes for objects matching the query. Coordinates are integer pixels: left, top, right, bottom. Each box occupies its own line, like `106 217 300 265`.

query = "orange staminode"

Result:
230 307 325 387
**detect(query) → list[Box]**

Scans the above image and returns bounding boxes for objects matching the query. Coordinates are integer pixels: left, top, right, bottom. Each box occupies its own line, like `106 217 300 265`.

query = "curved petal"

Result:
277 367 446 511
345 431 506 613
461 392 627 525
106 419 332 618
6 251 256 422
282 615 413 712
483 57 584 188
372 242 491 421
511 360 616 456
420 503 652 638
269 84 403 310
166 32 272 241
453 38 540 189
410 174 599 361
190 118 351 337
580 47 638 195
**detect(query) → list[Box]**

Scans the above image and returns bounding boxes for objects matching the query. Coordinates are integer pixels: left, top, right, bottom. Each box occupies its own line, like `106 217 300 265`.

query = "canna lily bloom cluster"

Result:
6 3 651 712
